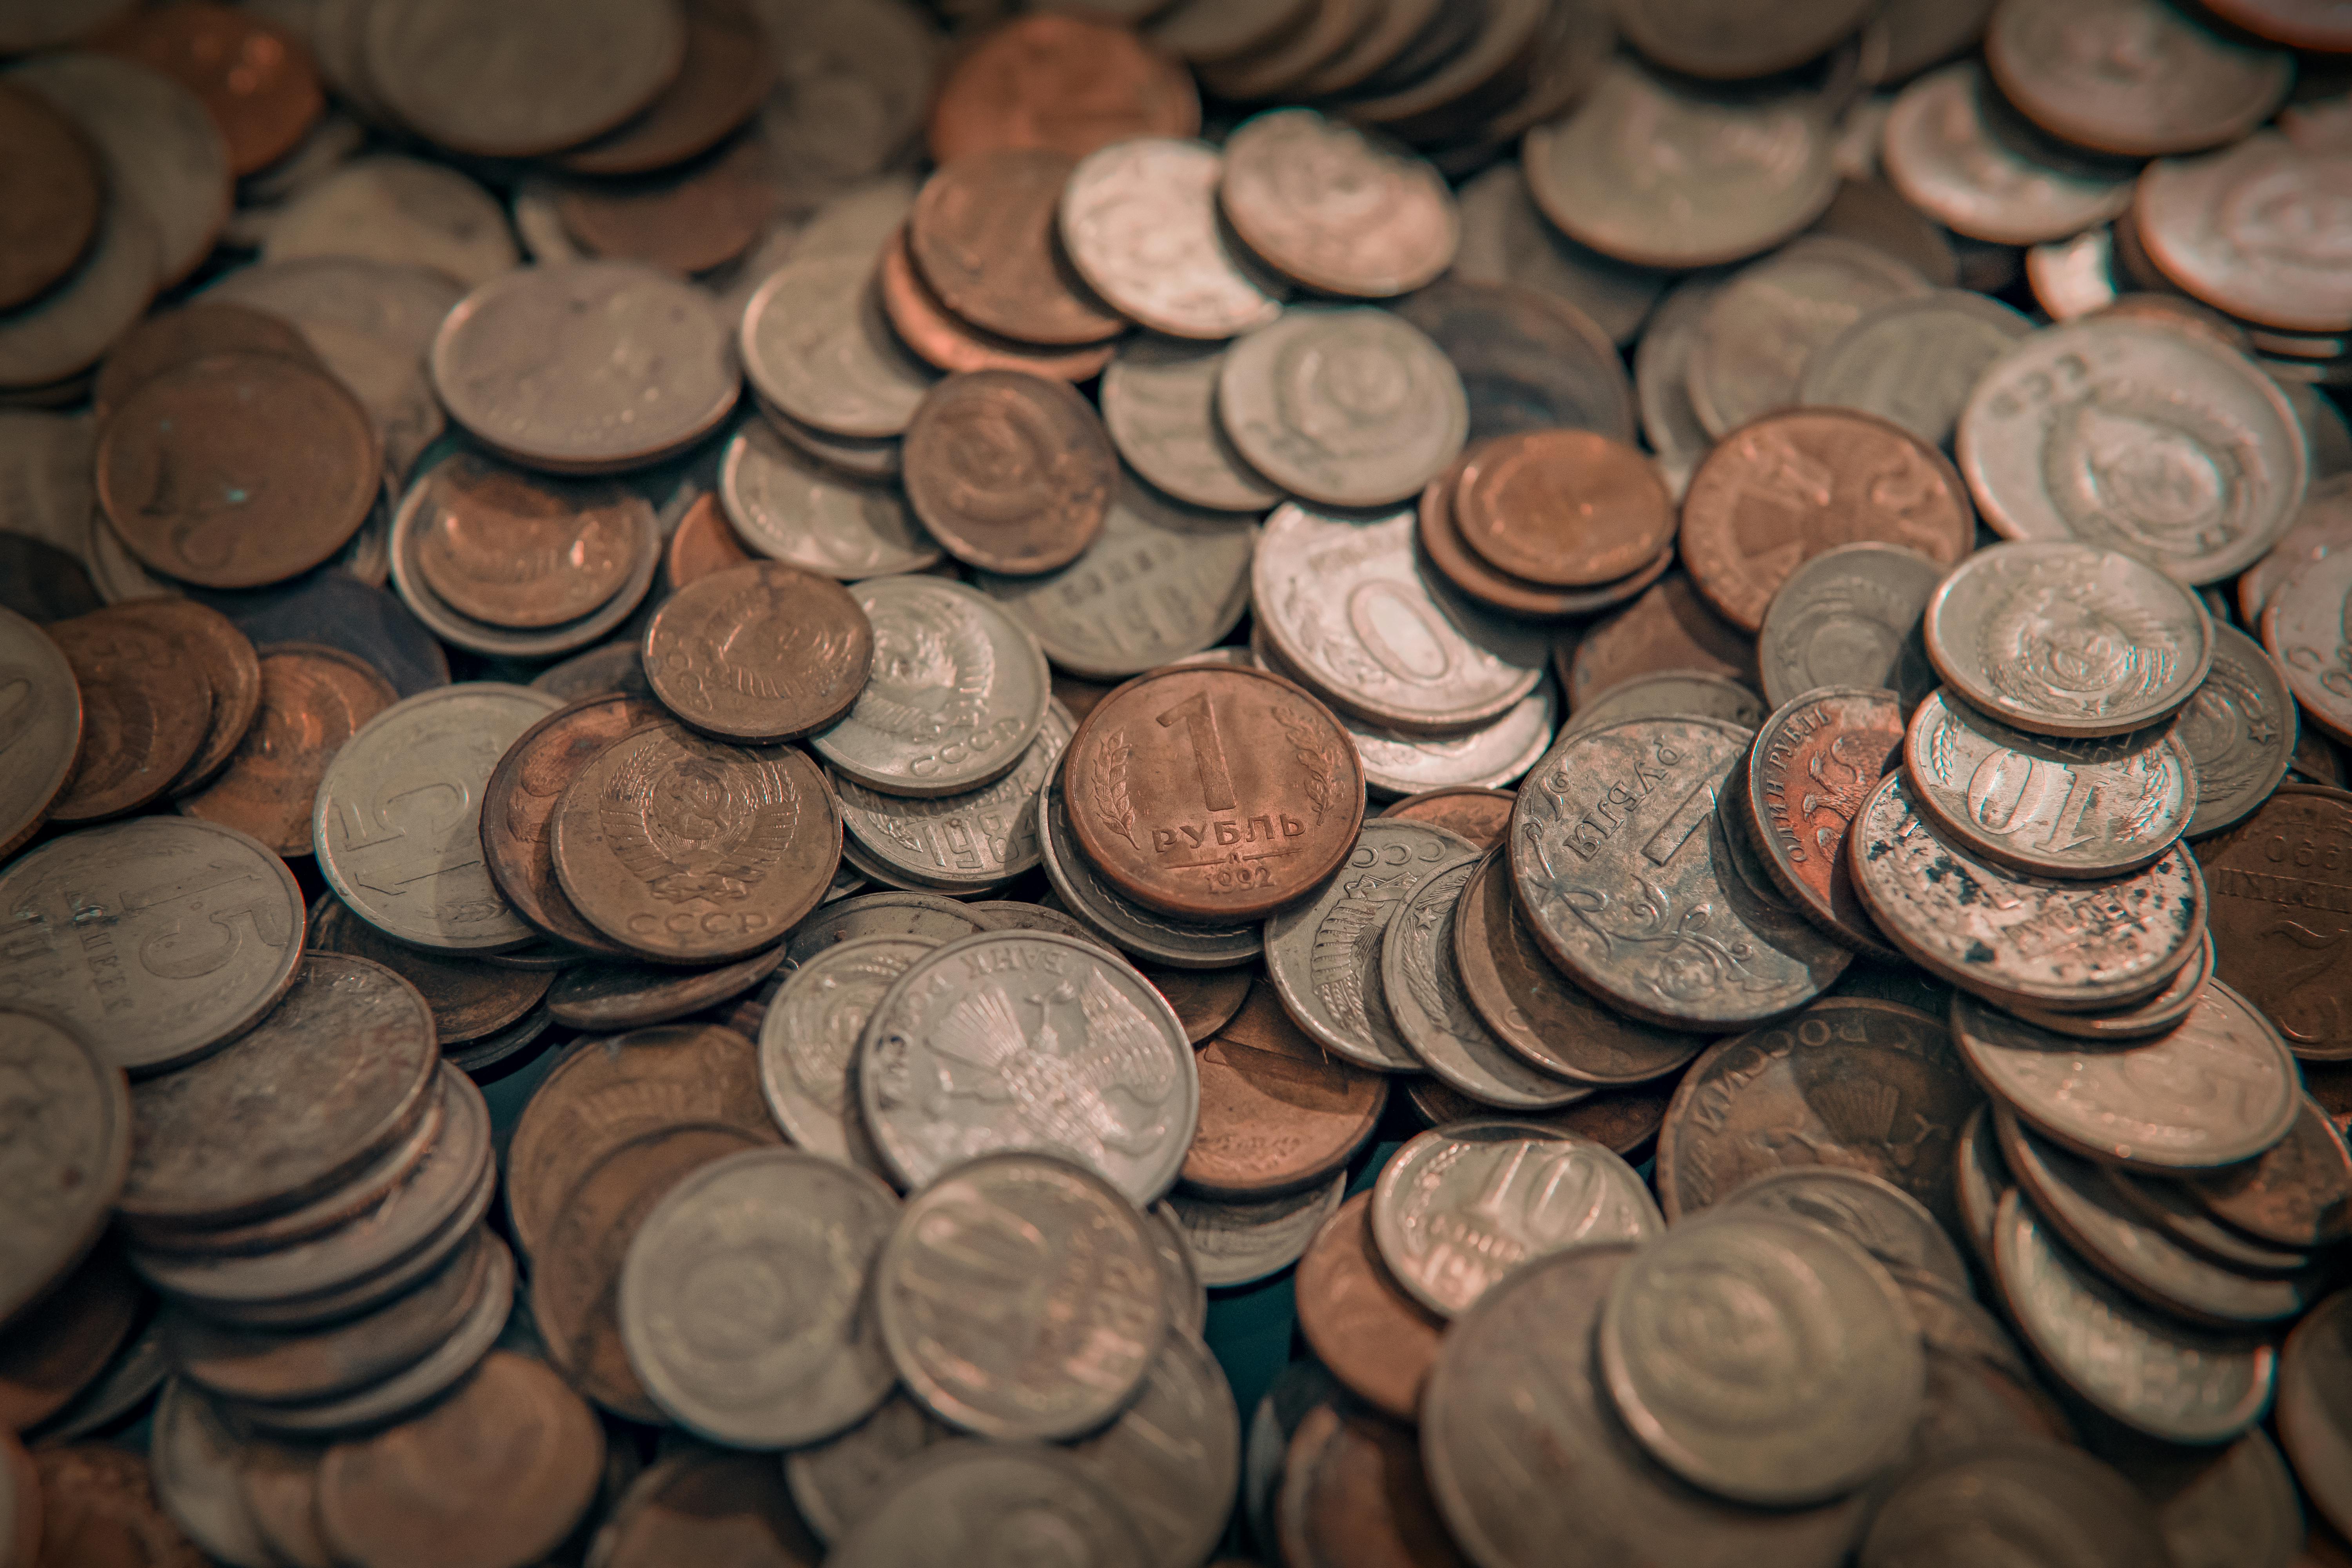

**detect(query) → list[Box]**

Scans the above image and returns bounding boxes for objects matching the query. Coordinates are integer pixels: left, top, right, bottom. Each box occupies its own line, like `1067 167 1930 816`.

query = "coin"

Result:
1276 1404 1465 1568
1720 1166 1971 1291
926 12 1198 163
906 154 1124 352
1985 0 2290 160
2265 553 2352 749
787 889 996 961
45 610 213 823
0 1010 126 1335
85 602 256 801
1757 544 1942 715
1567 574 1760 712
0 606 82 850
1924 541 2216 737
639 561 871 743
264 156 518 294
757 934 937 1175
1063 1328 1237 1568
91 303 320 426
808 575 1049 797
2238 474 2352 627
2279 1288 2352 1542
363 0 682 156
0 180 157 394
553 0 772 173
1393 277 1637 448
1035 776 1264 968
1564 671 1766 736
1381 786 1514 849
741 254 938 442
403 457 641 631
1059 138 1282 340
860 931 1198 1203
31 1443 207 1568
1882 63 2138 247
718 419 938 578
1097 338 1282 512
1742 687 1907 961
588 1445 820 1568
1687 239 1929 437
151 1379 278 1566
1801 291 2038 452
1450 160 1665 348
1610 0 1871 76
878 225 1117 382
781 1390 954 1546
475 694 662 957
1451 431 1671 588
1220 309 1466 508
826 1442 1148 1568
1417 449 1671 622
835 700 1073 894
0 82 100 315
1163 1176 1341 1290
1861 1441 2169 1568
1216 108 1455 298
902 373 1116 577
0 1245 136 1430
1182 976 1384 1199
2188 1094 2352 1252
659 496 750 592
1291 1192 1443 1424
2139 133 2352 338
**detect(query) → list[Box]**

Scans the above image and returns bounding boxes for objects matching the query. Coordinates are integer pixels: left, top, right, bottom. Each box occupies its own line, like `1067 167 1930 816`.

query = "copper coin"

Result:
317 1352 603 1568
926 14 1199 164
1566 575 1759 713
1985 0 2292 160
642 561 873 742
0 1430 33 1566
2188 1094 2352 1252
101 598 260 797
44 610 211 822
662 494 752 591
1611 0 1873 78
1452 430 1673 589
1292 1193 1445 1425
505 1022 779 1263
0 83 101 314
410 454 641 630
1140 961 1254 1044
590 1446 822 1568
534 1121 768 1422
480 693 667 958
552 722 840 964
29 1446 206 1568
1279 1405 1470 1568
555 0 775 177
1746 687 1906 961
555 135 776 278
178 642 396 857
907 151 1127 348
91 301 321 423
543 947 786 1033
1382 787 1515 850
1218 107 1459 300
901 371 1114 576
2281 1289 2352 1545
878 225 1117 381
306 894 551 1047
95 0 322 176
1183 976 1386 1200
0 1245 138 1433
1407 1076 1675 1162
1062 663 1367 921
2197 784 2352 1060
1391 277 1637 449
1416 448 1673 621
1679 408 1975 633
96 353 379 590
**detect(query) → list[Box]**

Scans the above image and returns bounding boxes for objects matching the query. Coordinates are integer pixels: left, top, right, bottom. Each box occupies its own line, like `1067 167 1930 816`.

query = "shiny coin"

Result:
0 817 304 1074
1860 1442 2170 1568
0 604 82 850
1960 320 2306 586
1182 976 1385 1200
1799 290 2036 450
1688 238 1932 439
1393 277 1637 448
2279 1287 2352 1542
903 372 1115 576
1452 430 1672 588
719 418 938 578
2188 1094 2352 1252
759 933 940 1174
1882 63 2139 247
1745 687 1906 959
834 701 1071 895
1717 1165 1971 1288
642 561 871 742
875 1151 1167 1440
44 610 212 823
1218 108 1455 298
1166 1176 1345 1289
1757 543 1942 714
0 1010 127 1330
1098 337 1282 512
2264 552 2352 749
1059 138 1281 339
1291 1192 1443 1424
808 575 1049 798
1924 541 2215 737
827 1442 1148 1568
786 890 993 961
1985 0 2291 159
741 254 936 441
477 693 664 958
1218 308 1466 509
620 1147 898 1446
2169 630 2298 841
859 931 1198 1204
1036 777 1263 968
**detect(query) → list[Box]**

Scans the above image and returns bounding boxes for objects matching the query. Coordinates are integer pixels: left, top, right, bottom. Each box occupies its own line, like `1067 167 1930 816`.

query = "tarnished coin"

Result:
1036 777 1264 969
0 1010 126 1331
758 934 939 1174
1382 786 1515 849
1510 717 1854 1031
2265 551 2352 749
903 372 1115 576
619 1147 898 1446
826 1442 1148 1568
1744 688 1906 959
478 694 664 959
1291 1192 1443 1423
1218 308 1467 509
1718 1165 1971 1288
1860 1442 2171 1568
1274 1402 1461 1568
906 151 1125 349
1851 773 2207 1010
1523 62 1837 270
1452 430 1673 588
1059 138 1281 340
303 892 544 1050
1904 688 2198 878
84 602 255 802
1064 664 1364 921
834 701 1071 893
1800 290 2037 450
2279 1287 2352 1542
2002 928 2215 1043
642 561 871 742
1758 543 1942 714
0 604 82 849
874 1151 1166 1440
1985 0 2291 159
1687 238 1932 438
406 456 640 630
1960 320 2307 586
859 931 1198 1204
1182 976 1384 1200
2188 1094 2352 1252
1098 337 1282 512
661 494 751 591
1167 1176 1345 1289
1600 1211 1924 1506
808 575 1049 798
1680 408 1973 634
1882 64 2139 247
1925 541 2216 737
1139 962 1251 1045
1568 573 1759 713
719 419 938 578
927 11 1197 164
1218 108 1455 298
1563 671 1765 736
44 610 211 823
1392 278 1637 449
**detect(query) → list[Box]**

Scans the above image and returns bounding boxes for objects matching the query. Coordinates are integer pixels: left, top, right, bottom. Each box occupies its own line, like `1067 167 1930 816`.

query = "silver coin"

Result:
1450 162 1666 348
874 1152 1169 1439
1904 688 2198 878
1060 138 1283 340
152 1381 275 1568
720 418 939 579
1850 773 2208 1011
1252 502 1547 732
1959 319 2307 586
0 1008 127 1327
2260 547 2352 746
1164 1175 1345 1289
1688 236 1933 439
263 156 519 291
1565 671 1763 735
1924 541 2216 737
1262 818 1477 1073
1371 1119 1658 1319
809 576 1049 798
1798 290 2036 449
1218 108 1457 299
0 604 82 851
0 818 306 1074
619 1147 899 1448
859 931 1200 1204
1065 1328 1240 1568
1758 541 1943 712
1098 336 1281 513
834 700 1071 892
740 252 937 440
1384 856 1592 1110
1952 983 2299 1171
0 171 156 391
1633 276 1723 498
786 891 993 963
528 641 648 703
1218 308 1468 508
429 261 740 472
784 1392 956 1546
2174 624 2297 838
1882 63 2138 247
1143 1200 1205 1337
1600 1211 1925 1507
973 474 1258 679
758 394 904 484
1716 1165 1970 1289
1345 678 1555 799
826 1443 1149 1568
202 256 464 368
314 682 562 952
1035 778 1262 969
758 934 940 1177
1510 717 1854 1031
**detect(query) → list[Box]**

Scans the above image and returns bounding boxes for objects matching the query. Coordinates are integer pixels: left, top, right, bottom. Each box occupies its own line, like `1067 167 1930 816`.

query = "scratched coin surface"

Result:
858 931 1198 1205
1058 137 1282 339
1509 717 1854 1031
1984 0 2292 159
1959 319 2307 586
1063 664 1365 922
1371 1120 1658 1319
1952 983 2300 1170
718 419 940 579
1035 777 1263 969
1182 976 1385 1200
902 371 1116 576
1925 541 2215 738
757 934 940 1176
1904 688 2198 878
0 604 82 850
1757 544 1943 715
1217 108 1457 298
0 1009 127 1328
1218 308 1468 509
1098 337 1283 512
2173 625 2297 840
808 575 1049 798
407 454 641 629
1744 687 1906 960
641 561 872 744
619 1147 898 1448
551 721 838 964
873 1151 1168 1440
313 682 561 953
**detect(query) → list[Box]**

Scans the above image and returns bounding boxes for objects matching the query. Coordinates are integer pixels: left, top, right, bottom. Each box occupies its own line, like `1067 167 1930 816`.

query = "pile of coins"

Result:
9 0 2352 1564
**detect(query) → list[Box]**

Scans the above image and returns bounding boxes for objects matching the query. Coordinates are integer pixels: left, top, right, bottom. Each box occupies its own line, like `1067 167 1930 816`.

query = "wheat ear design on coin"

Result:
1276 704 1339 823
1094 730 1142 851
